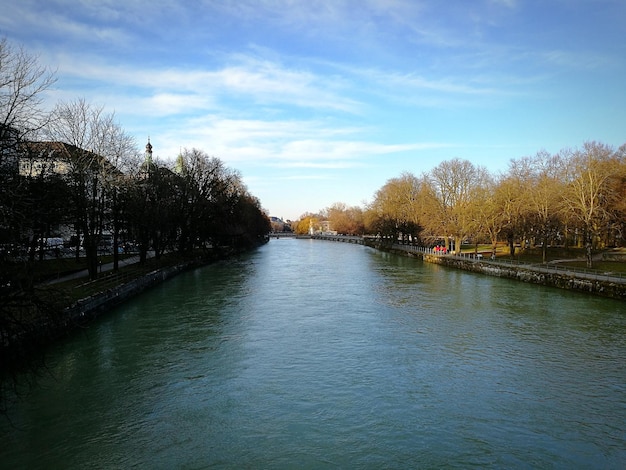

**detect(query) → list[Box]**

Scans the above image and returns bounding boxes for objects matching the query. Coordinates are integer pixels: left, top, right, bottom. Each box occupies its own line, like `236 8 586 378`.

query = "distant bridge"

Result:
270 233 365 242
310 234 364 244
269 232 297 238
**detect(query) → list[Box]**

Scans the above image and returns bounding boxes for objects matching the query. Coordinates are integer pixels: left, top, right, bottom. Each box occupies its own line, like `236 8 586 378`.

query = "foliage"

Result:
293 213 321 235
295 143 626 264
326 203 365 235
365 172 424 243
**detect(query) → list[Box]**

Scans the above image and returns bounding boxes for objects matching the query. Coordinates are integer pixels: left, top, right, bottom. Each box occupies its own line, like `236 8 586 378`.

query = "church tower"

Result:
145 137 153 165
139 137 155 178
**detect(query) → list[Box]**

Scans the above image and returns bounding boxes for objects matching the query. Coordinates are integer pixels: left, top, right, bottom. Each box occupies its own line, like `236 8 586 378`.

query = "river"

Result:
1 238 625 468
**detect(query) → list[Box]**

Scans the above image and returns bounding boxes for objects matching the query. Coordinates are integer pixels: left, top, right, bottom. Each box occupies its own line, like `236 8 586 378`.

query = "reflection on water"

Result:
1 239 625 468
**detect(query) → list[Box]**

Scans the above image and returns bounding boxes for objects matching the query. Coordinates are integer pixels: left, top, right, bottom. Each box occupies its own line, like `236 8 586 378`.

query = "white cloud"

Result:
48 52 361 116
143 112 450 171
143 93 215 115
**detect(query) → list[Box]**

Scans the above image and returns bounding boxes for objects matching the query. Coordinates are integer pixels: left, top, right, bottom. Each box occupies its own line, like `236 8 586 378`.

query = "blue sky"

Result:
2 0 625 220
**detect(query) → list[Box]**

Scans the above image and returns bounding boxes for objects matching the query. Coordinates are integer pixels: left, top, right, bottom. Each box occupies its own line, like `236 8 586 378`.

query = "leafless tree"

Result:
1 38 56 245
426 158 488 253
368 172 424 243
561 142 620 268
326 202 365 236
0 38 58 411
0 37 56 157
515 150 566 262
46 99 129 279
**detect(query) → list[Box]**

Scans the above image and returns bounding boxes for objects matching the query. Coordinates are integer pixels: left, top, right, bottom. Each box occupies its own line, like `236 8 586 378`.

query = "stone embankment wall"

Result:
423 254 626 300
63 262 194 327
63 244 266 327
4 245 267 360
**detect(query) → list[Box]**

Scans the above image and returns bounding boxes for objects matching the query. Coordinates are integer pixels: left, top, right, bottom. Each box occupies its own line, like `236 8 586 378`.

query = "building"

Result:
270 216 292 233
19 141 119 178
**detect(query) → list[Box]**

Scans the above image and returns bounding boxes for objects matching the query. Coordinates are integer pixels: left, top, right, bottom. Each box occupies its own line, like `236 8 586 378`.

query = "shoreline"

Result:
420 252 626 300
1 243 266 369
311 235 626 300
59 244 262 332
3 237 623 373
382 244 626 300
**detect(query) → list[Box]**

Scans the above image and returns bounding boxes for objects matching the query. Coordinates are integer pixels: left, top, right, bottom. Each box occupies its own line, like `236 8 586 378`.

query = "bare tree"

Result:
368 172 424 243
561 142 620 268
0 38 58 409
326 202 365 236
516 150 566 262
608 144 626 246
175 148 229 251
1 38 56 245
46 99 123 279
426 158 488 254
465 172 499 256
0 37 56 156
98 120 137 270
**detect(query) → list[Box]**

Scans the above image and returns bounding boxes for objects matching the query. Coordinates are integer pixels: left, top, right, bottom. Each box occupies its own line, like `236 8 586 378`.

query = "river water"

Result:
1 239 625 468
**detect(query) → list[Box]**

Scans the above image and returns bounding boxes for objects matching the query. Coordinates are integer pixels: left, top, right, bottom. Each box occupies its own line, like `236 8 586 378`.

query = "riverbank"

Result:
1 242 267 370
324 236 626 299
59 244 266 326
421 253 626 300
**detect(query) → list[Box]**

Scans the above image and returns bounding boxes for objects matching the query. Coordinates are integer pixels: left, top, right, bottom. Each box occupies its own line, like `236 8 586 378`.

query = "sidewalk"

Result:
44 252 154 285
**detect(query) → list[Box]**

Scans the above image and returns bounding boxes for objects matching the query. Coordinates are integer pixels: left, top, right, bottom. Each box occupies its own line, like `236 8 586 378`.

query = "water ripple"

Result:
2 239 625 468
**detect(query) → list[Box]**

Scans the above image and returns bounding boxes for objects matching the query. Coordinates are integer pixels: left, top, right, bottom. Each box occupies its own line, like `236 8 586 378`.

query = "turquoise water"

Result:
1 239 625 468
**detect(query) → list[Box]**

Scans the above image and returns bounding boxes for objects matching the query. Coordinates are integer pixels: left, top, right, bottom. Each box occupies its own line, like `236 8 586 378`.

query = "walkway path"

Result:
44 252 154 285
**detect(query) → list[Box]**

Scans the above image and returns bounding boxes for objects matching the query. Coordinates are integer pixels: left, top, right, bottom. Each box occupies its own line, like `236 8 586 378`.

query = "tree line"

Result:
1 37 270 270
295 143 626 269
0 37 270 377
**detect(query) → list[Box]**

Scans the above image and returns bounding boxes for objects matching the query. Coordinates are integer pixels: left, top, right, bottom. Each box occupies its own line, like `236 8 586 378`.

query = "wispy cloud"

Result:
148 113 450 171
1 1 136 49
49 52 361 116
539 49 613 70
274 140 437 166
